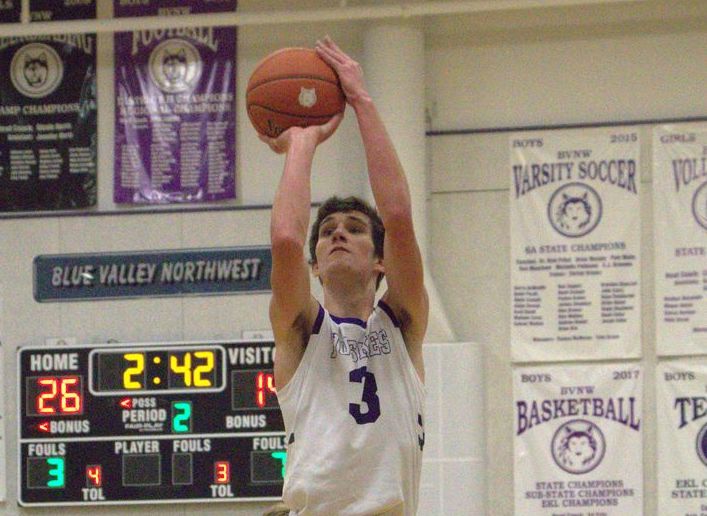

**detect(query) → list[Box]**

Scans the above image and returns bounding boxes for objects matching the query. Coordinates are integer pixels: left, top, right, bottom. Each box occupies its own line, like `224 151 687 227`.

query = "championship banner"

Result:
30 0 96 21
653 123 707 356
657 360 707 515
514 364 643 516
114 0 236 17
0 0 20 23
510 127 641 362
0 34 97 212
113 0 237 204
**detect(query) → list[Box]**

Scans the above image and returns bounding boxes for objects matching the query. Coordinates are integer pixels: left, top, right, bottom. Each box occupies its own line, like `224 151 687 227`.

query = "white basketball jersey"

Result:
277 300 426 516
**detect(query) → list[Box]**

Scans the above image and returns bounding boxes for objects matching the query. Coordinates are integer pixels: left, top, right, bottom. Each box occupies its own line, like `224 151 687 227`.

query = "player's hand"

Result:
258 112 343 154
315 36 370 106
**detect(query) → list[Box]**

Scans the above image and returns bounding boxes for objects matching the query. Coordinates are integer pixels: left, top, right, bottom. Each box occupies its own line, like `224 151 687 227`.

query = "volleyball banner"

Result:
653 123 707 356
513 364 643 516
510 127 641 362
657 360 707 515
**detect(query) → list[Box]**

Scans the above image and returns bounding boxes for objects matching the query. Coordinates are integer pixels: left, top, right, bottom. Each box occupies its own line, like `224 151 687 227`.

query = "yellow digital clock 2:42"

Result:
91 347 223 394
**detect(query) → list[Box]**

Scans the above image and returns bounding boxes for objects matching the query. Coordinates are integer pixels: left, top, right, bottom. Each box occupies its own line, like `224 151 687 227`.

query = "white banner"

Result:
513 364 643 516
657 360 707 515
653 123 707 356
510 127 641 362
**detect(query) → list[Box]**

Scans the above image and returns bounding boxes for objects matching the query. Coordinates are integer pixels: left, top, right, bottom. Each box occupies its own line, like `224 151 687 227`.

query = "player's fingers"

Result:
257 133 274 147
258 132 284 153
315 42 343 66
325 112 344 131
317 112 344 143
323 35 344 54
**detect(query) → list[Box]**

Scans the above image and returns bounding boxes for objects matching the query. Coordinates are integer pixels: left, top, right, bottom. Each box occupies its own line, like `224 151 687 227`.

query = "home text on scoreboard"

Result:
17 340 285 506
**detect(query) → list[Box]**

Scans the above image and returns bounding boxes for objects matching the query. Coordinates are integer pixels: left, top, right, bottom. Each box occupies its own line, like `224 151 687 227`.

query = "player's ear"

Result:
373 257 384 275
311 260 320 278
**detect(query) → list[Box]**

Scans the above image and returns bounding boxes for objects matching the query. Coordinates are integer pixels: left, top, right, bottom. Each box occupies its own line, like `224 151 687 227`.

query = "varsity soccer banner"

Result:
514 364 643 516
653 123 707 356
113 0 236 204
510 127 641 362
657 360 707 515
0 34 97 211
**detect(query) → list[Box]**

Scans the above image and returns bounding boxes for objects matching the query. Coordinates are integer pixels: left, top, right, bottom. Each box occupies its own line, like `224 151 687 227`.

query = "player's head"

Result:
309 196 385 289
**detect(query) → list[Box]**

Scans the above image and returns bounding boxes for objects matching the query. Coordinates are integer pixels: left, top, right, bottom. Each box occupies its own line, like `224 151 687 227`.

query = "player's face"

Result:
313 211 383 283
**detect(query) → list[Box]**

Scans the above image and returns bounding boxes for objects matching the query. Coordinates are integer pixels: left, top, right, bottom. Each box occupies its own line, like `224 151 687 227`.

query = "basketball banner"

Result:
513 364 643 516
653 123 707 356
29 0 96 21
0 0 20 23
656 360 707 515
510 127 641 362
113 0 237 204
0 34 97 212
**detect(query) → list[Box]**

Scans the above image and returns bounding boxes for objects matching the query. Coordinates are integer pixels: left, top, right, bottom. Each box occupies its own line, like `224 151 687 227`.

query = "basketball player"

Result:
261 36 428 515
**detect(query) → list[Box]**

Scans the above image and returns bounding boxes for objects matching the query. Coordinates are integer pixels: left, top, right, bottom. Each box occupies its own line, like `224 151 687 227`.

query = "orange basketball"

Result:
246 47 345 138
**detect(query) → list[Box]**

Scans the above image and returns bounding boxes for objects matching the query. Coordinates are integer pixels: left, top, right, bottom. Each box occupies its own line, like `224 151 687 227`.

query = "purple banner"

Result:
30 0 96 22
113 26 236 204
0 35 97 212
0 0 22 23
114 0 236 17
0 0 20 23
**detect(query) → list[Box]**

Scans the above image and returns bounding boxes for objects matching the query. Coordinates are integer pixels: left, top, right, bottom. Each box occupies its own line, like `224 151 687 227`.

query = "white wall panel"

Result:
428 26 706 516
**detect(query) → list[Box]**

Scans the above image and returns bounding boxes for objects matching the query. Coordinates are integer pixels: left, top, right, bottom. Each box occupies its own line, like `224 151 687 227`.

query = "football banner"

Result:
657 360 707 515
653 123 707 356
510 127 641 362
514 364 643 515
113 0 237 204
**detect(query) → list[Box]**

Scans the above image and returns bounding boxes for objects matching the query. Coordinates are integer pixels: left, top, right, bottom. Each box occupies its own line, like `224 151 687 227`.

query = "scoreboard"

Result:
17 340 285 507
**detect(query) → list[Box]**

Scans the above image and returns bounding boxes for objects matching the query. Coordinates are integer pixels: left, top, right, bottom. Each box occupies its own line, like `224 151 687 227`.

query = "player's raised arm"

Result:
263 116 342 387
315 37 428 350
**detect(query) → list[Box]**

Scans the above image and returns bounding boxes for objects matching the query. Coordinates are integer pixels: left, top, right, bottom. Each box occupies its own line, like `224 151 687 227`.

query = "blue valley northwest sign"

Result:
34 247 272 302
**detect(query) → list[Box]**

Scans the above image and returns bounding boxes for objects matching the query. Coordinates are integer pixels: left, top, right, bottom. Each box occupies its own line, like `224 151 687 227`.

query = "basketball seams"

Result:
246 75 341 91
247 104 342 120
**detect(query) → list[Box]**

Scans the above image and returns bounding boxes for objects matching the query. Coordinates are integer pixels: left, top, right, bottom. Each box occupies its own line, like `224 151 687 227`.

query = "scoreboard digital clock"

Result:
18 340 285 507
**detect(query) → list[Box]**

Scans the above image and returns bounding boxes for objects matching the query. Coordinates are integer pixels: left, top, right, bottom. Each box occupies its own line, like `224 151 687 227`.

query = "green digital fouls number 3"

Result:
47 457 65 488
